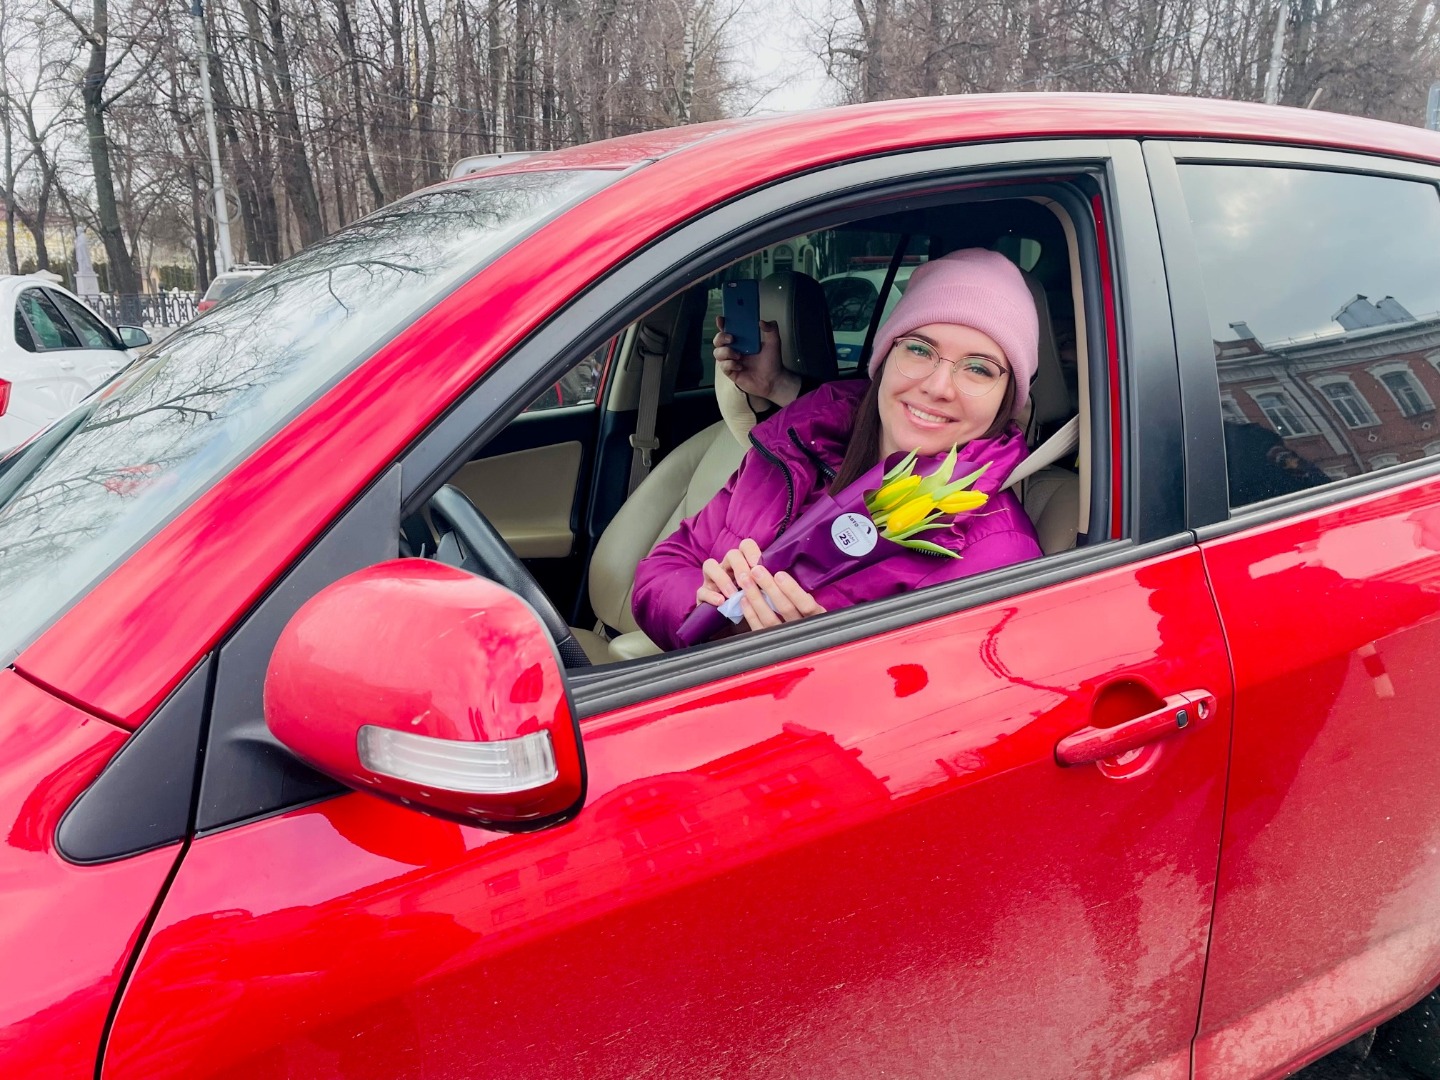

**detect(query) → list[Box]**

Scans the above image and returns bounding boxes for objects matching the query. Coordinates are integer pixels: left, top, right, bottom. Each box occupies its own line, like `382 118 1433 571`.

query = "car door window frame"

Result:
1145 140 1440 538
399 139 1187 714
44 288 124 351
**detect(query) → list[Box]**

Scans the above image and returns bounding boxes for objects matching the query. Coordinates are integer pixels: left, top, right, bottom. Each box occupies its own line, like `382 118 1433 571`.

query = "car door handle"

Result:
1055 690 1215 767
58 360 75 371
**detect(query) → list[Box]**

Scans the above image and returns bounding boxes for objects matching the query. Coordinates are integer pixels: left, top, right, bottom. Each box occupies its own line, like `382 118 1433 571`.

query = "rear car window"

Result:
13 310 35 352
205 274 260 303
18 289 81 350
1178 164 1440 509
0 168 613 663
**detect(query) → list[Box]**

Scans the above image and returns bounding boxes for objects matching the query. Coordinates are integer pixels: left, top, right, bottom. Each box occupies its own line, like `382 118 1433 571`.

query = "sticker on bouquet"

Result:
831 512 878 557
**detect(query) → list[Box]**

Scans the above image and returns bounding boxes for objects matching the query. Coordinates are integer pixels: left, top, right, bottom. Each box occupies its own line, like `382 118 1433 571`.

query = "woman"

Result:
632 248 1044 650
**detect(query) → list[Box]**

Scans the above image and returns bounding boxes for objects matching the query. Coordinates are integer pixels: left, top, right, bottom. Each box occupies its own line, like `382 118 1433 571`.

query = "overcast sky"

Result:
734 0 834 114
1181 163 1440 343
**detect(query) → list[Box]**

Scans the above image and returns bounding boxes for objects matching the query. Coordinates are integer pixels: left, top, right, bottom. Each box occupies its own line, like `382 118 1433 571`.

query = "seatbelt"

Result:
1003 415 1080 491
860 234 911 371
628 323 669 494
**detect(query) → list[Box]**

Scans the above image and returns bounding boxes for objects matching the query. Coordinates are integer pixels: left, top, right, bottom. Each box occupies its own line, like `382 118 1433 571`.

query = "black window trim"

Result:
398 138 1186 716
1144 139 1440 540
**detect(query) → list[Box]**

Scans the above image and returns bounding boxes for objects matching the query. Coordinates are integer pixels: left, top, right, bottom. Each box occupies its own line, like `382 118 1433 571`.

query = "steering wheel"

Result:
426 485 591 669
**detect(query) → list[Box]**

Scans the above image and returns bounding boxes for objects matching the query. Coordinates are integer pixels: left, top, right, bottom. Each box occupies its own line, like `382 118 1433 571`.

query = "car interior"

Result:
418 186 1107 667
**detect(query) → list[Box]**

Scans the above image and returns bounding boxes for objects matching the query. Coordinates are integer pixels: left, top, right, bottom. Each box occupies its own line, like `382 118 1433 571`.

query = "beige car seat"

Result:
571 272 839 663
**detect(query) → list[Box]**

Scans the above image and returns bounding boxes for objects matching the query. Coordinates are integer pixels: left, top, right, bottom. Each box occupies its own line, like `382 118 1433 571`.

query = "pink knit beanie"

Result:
868 248 1039 412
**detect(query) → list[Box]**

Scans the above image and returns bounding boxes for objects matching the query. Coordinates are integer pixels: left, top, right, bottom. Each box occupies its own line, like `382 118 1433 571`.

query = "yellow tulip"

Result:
869 473 922 512
936 490 988 515
885 495 936 534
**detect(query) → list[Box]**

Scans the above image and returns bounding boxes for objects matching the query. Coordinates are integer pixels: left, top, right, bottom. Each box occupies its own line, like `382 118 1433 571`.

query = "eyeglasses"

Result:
890 336 1010 397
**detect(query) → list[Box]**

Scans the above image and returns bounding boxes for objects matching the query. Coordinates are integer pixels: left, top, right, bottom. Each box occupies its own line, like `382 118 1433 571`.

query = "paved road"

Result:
1290 1046 1421 1079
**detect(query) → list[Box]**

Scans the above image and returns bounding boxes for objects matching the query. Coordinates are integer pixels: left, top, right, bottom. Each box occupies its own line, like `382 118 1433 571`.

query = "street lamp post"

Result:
192 0 234 276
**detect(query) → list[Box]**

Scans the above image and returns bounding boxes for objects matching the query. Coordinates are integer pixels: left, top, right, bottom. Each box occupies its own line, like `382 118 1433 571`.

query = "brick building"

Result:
1216 295 1440 480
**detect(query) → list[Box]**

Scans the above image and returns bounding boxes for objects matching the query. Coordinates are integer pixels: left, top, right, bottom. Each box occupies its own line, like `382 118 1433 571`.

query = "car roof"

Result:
435 93 1440 185
0 275 93 303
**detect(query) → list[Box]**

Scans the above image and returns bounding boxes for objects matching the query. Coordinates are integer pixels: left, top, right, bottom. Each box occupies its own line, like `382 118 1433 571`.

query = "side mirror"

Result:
264 559 585 830
117 325 152 349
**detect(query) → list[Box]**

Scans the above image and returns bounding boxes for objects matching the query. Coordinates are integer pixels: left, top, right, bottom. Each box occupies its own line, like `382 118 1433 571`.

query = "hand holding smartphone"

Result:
721 280 761 356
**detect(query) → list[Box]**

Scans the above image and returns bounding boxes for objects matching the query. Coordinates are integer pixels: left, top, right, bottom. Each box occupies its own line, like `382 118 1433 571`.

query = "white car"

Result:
0 275 149 453
820 264 917 369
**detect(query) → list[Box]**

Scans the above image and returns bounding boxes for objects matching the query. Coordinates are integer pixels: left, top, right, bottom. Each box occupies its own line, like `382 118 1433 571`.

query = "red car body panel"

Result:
1195 478 1440 1078
106 551 1229 1079
0 671 179 1078
17 96 1440 730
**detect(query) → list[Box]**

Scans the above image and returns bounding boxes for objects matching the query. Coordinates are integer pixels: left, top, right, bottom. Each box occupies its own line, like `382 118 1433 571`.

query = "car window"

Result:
0 168 614 663
1177 164 1440 510
694 230 922 382
522 342 607 412
18 289 82 350
13 309 36 353
46 290 123 351
823 276 877 332
205 274 257 303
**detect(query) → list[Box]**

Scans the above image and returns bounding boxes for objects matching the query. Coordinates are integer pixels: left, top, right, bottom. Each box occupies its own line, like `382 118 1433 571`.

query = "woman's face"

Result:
876 322 1011 460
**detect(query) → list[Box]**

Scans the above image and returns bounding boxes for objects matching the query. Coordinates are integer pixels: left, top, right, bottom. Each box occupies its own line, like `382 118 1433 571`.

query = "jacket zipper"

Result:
788 427 837 482
749 431 796 536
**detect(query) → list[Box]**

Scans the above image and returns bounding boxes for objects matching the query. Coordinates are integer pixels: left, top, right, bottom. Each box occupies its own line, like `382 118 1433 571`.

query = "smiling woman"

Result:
631 248 1044 649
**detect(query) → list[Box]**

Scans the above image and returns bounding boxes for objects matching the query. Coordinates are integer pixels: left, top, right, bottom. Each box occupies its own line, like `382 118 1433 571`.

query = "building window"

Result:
1220 394 1248 423
1314 378 1379 429
1373 366 1434 417
1252 391 1314 437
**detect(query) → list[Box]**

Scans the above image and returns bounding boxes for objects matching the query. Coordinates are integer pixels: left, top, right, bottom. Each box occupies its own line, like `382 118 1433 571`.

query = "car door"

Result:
43 288 130 383
4 288 120 442
1147 142 1440 1079
98 141 1232 1080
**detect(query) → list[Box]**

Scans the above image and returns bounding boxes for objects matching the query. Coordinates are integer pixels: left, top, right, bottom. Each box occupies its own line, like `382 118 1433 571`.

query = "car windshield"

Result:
0 168 612 663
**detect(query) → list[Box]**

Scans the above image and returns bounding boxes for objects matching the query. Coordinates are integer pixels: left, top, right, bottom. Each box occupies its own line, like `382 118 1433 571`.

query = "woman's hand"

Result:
738 566 826 630
697 539 763 607
714 316 802 408
696 539 826 630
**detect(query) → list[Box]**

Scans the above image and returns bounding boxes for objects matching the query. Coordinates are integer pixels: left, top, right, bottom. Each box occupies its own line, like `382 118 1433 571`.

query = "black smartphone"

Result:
722 280 761 356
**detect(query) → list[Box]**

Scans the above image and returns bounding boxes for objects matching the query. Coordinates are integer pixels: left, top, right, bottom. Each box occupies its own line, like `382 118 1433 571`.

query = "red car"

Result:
5 94 1440 1080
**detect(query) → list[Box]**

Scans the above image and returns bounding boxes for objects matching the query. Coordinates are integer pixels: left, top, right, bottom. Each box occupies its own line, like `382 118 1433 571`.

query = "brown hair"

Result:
828 360 1018 495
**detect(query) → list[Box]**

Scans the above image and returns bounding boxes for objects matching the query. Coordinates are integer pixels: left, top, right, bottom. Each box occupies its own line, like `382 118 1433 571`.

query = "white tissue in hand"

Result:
716 591 775 623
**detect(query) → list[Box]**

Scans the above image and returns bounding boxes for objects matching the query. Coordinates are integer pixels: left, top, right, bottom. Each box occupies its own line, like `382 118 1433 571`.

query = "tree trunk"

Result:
333 0 386 209
81 0 140 293
260 0 325 245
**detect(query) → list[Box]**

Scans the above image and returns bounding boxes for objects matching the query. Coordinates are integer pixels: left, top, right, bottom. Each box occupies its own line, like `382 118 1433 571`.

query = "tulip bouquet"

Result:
674 445 991 647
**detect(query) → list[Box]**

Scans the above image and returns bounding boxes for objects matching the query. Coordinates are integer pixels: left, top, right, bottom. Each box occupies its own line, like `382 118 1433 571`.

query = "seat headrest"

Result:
716 271 838 445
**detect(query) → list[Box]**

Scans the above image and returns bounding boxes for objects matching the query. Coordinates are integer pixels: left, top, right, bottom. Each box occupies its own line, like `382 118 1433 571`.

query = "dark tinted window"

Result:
13 309 36 352
0 169 611 662
47 291 122 350
19 289 81 349
1179 164 1440 509
823 277 877 332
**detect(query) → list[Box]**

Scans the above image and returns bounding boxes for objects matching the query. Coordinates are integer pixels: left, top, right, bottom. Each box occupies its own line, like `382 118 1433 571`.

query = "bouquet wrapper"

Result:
674 458 909 648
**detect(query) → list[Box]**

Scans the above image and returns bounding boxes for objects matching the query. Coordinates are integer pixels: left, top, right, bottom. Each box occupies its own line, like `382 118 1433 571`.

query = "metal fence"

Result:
81 292 199 328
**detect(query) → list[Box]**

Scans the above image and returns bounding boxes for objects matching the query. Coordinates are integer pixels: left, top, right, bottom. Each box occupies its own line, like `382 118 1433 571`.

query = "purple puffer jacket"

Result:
632 380 1042 650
